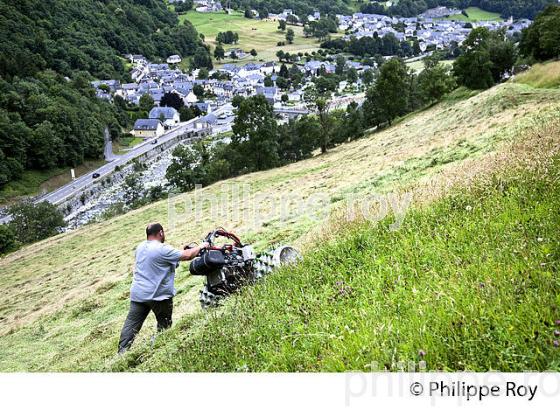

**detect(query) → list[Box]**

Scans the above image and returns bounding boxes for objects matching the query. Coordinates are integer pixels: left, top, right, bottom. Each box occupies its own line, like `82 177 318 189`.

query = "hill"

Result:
1 67 560 370
0 0 208 195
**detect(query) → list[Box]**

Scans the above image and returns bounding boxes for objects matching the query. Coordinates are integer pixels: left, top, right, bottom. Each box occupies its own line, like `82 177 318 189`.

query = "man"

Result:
118 222 209 354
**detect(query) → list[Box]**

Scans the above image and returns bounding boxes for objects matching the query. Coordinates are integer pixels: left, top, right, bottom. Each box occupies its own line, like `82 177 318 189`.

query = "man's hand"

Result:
179 241 210 262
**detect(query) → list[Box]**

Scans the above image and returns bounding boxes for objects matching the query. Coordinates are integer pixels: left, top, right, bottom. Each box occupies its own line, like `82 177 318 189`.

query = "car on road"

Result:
92 173 101 179
152 139 158 145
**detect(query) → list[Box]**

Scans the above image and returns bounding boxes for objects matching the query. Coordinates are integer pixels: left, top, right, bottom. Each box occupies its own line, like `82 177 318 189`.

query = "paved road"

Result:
0 112 224 224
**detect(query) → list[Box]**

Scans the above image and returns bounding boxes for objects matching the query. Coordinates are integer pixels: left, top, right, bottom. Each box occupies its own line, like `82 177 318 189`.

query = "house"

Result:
195 102 211 113
166 55 182 64
149 107 181 127
256 86 279 104
132 119 165 139
184 91 198 104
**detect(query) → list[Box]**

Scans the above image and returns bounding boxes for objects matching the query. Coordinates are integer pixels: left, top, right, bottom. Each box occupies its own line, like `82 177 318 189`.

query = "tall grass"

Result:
514 61 560 89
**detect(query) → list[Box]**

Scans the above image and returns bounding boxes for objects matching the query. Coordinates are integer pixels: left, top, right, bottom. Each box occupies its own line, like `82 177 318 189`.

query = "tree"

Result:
123 173 144 208
232 95 245 108
259 8 269 19
363 58 412 126
347 67 359 83
335 55 346 75
166 144 201 191
250 49 258 57
453 28 502 90
362 69 375 85
214 44 225 61
281 94 289 103
244 9 253 19
0 224 18 255
139 93 155 113
193 47 213 69
175 0 193 13
276 50 285 61
161 92 184 110
193 84 205 100
278 20 287 31
286 28 295 44
417 56 456 104
264 76 274 87
279 63 289 78
179 106 196 121
488 32 517 82
231 95 280 172
8 201 66 244
520 5 560 60
198 67 209 79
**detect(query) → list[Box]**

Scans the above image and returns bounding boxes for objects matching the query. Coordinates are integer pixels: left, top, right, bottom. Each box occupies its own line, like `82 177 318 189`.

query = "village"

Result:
90 4 532 141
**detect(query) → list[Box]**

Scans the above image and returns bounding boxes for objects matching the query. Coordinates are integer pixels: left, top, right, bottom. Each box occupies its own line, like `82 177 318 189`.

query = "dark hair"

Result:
146 223 164 238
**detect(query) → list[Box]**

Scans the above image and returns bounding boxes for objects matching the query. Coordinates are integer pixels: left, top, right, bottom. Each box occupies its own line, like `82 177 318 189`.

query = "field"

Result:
406 58 453 73
1 63 560 370
443 7 503 22
180 11 323 64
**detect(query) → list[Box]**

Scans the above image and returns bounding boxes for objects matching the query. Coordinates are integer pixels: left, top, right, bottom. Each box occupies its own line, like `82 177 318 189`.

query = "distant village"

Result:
91 4 532 139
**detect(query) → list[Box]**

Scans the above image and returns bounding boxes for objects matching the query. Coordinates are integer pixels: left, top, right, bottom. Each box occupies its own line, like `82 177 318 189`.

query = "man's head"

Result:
146 222 165 243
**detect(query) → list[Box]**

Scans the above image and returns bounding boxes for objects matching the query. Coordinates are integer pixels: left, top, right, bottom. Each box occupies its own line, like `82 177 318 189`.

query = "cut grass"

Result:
443 7 503 22
1 72 560 370
180 11 323 64
513 60 560 89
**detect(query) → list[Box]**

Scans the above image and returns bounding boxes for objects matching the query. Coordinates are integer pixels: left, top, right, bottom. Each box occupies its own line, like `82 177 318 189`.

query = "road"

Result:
0 108 231 224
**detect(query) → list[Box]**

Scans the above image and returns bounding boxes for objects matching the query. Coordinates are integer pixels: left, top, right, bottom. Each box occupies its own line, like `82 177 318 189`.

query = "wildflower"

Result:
554 330 560 337
465 205 472 211
554 340 559 348
418 349 426 357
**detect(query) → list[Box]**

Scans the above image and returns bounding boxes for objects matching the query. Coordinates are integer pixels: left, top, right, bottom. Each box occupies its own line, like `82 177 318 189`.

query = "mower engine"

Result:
188 228 301 308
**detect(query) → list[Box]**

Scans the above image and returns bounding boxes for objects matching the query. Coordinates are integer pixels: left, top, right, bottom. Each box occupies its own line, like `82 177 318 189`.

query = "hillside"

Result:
1 73 560 370
0 0 208 194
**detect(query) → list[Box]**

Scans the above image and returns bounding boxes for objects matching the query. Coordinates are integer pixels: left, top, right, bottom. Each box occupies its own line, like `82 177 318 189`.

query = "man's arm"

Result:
179 242 210 261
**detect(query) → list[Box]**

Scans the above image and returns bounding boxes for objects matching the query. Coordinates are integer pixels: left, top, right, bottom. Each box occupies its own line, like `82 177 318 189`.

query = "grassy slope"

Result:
514 61 560 89
181 11 322 64
1 65 560 370
443 7 503 22
124 131 560 372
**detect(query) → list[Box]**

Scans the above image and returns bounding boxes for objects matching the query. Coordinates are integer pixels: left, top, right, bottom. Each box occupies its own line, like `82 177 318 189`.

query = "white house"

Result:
132 119 165 139
184 91 198 104
149 107 181 127
166 55 182 64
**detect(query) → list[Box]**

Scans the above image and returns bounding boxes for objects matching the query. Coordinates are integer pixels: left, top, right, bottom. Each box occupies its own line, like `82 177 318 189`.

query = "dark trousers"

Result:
118 298 173 354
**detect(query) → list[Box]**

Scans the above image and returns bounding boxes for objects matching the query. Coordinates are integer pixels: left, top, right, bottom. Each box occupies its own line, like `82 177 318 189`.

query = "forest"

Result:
0 0 209 189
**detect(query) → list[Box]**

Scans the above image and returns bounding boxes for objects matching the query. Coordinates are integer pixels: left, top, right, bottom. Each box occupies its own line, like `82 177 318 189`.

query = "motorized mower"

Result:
187 228 301 308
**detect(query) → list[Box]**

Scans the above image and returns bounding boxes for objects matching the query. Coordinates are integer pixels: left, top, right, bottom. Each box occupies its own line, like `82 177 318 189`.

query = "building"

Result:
148 107 181 127
132 119 165 139
167 55 182 64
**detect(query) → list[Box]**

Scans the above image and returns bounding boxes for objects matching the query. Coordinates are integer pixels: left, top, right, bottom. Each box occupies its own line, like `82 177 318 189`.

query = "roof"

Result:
149 107 179 120
133 119 162 131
